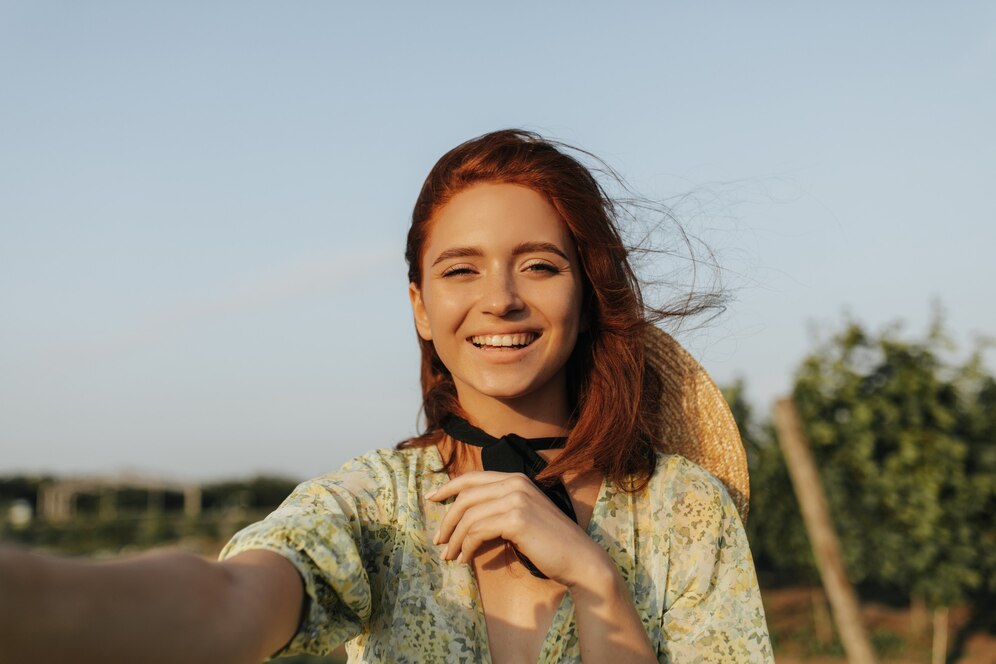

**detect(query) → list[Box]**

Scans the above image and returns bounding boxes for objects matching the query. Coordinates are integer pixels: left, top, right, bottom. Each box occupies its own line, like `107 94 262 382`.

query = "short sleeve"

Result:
218 454 399 658
658 468 773 663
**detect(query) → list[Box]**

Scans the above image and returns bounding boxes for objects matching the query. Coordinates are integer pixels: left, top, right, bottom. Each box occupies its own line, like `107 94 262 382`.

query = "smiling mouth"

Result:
470 333 539 349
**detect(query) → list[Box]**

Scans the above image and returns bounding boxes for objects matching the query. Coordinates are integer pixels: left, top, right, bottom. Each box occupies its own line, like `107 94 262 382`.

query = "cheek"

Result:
559 283 585 335
423 294 464 339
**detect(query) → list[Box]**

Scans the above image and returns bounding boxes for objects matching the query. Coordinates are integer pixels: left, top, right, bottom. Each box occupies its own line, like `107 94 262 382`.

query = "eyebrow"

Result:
431 241 570 267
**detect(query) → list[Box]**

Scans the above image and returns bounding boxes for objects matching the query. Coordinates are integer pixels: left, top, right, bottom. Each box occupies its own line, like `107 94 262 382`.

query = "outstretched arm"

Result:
429 472 657 664
0 546 302 664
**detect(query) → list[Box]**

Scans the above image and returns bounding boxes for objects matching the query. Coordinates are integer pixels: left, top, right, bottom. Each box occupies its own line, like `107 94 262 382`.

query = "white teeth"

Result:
470 333 537 348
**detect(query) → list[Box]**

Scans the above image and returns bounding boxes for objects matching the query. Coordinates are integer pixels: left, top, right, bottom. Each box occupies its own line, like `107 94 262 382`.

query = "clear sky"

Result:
2 2 994 481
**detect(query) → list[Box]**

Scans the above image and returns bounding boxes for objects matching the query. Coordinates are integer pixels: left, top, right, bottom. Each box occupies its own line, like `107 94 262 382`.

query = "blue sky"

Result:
2 2 994 480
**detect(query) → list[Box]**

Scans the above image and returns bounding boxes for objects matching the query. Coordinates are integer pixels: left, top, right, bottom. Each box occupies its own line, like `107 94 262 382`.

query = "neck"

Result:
453 385 572 440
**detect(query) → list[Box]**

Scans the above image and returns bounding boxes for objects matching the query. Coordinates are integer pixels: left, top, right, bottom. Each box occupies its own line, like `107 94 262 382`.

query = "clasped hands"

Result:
426 471 608 588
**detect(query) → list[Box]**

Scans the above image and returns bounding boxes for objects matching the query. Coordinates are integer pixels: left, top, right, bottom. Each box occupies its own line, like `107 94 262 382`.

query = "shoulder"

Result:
649 453 730 503
646 453 739 537
297 446 433 489
284 446 437 511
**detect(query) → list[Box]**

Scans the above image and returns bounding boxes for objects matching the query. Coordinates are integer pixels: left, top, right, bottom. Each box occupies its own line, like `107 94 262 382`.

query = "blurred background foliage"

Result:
0 475 300 555
734 313 995 611
728 312 995 659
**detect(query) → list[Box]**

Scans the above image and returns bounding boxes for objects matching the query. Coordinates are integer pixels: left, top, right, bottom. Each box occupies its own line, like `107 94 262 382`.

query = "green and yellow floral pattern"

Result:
220 446 772 663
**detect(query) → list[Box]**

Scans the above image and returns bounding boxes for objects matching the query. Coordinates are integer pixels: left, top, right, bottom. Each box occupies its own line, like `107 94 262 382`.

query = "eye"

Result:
441 264 477 278
523 261 560 274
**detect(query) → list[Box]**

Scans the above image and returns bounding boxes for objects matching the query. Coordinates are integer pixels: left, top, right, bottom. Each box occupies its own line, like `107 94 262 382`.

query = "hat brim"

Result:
644 325 750 524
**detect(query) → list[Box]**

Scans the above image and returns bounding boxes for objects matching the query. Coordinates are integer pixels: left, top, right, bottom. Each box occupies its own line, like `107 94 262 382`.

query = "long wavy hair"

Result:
399 129 711 487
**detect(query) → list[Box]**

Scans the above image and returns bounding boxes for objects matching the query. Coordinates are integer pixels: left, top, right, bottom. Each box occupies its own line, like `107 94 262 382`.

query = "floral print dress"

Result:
220 446 773 663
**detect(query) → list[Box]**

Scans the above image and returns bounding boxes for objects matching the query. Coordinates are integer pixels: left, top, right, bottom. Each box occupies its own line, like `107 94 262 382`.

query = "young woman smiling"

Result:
0 130 772 663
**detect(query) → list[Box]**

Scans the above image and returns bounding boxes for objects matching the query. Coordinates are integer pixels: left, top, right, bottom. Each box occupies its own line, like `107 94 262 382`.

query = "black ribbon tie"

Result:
441 415 577 578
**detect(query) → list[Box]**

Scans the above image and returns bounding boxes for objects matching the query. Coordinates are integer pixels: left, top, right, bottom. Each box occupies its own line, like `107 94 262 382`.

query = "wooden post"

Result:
931 607 948 664
183 485 202 518
773 397 877 664
811 588 834 644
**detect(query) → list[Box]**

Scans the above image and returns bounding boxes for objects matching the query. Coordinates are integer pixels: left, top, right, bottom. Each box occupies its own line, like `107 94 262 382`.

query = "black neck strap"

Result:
441 415 577 579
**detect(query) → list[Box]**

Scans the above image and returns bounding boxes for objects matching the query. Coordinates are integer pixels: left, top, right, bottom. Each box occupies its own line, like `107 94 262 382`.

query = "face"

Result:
409 182 585 414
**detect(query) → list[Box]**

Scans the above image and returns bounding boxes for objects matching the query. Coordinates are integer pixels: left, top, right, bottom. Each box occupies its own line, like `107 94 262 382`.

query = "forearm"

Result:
568 552 657 664
0 547 267 664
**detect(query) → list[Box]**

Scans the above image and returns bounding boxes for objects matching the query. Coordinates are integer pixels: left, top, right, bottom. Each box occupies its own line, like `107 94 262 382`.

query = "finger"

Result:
455 507 530 565
454 503 596 583
441 500 510 560
443 487 535 558
434 476 522 545
455 520 502 565
434 475 536 545
425 471 514 502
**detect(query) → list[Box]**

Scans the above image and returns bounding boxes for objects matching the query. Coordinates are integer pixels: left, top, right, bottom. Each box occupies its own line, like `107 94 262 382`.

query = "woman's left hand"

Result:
429 471 658 662
426 471 608 588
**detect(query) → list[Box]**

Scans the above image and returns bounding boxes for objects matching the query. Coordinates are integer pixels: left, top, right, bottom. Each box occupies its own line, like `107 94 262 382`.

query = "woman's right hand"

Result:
0 546 303 664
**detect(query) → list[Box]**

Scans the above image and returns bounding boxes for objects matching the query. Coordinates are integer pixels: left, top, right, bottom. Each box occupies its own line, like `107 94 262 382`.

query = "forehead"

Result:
423 183 576 259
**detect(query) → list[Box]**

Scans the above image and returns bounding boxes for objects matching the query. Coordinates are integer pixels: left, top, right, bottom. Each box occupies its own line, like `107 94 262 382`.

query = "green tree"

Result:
952 354 996 609
791 316 993 613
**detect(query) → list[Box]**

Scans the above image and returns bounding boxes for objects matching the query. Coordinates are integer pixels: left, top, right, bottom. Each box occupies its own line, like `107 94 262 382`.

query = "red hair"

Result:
400 129 693 487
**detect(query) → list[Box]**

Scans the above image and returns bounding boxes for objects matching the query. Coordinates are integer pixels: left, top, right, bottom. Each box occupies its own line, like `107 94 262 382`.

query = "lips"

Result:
469 332 539 349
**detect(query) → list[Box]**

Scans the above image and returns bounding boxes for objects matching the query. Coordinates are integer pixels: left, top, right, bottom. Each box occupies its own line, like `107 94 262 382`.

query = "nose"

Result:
480 269 524 317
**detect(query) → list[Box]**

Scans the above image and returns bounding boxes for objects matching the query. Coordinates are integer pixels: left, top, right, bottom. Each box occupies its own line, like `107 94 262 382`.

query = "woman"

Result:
0 130 771 663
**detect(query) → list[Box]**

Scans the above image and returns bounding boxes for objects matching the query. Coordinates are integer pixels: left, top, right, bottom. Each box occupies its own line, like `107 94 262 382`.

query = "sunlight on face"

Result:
409 183 584 416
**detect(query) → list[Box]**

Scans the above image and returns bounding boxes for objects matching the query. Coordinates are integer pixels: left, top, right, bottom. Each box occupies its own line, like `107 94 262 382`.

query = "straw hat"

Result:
643 325 750 524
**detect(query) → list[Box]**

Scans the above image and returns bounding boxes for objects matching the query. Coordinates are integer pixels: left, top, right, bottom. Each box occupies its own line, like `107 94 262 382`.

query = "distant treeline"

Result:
0 475 301 555
0 474 300 513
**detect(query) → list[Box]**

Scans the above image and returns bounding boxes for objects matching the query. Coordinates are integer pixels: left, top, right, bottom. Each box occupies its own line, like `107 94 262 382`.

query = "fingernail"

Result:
432 529 439 545
456 552 464 564
425 489 437 500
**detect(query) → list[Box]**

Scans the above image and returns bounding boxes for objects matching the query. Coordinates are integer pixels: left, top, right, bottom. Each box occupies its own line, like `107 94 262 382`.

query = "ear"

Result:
408 282 433 341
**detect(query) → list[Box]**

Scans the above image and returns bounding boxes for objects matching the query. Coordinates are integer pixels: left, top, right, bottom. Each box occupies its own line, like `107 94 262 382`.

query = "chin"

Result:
458 372 563 404
473 383 541 401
